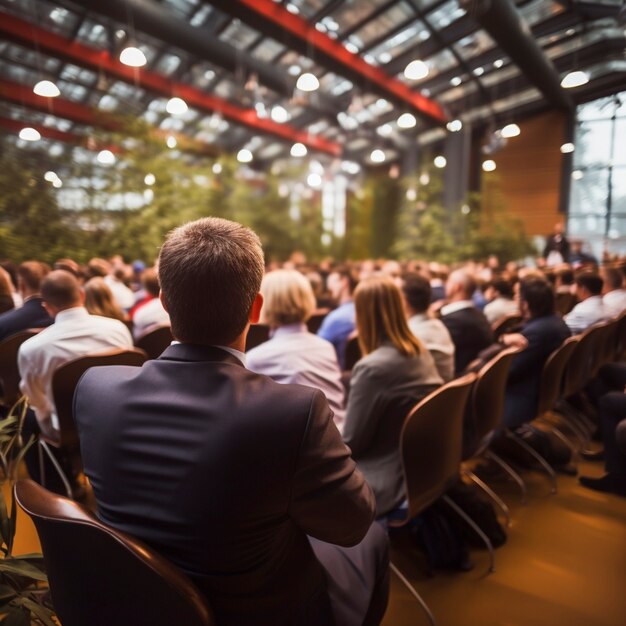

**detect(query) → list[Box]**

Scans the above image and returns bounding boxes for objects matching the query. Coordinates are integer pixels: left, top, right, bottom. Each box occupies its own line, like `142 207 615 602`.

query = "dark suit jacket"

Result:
503 314 571 429
0 297 52 342
441 306 494 375
74 343 375 626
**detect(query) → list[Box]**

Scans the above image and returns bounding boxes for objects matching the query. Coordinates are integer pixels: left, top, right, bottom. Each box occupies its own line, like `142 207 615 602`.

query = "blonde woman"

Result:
343 276 443 517
84 277 127 322
247 269 346 430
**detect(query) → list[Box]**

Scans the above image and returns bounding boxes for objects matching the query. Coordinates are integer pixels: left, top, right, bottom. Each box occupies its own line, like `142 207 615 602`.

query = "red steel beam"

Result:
209 0 448 124
0 11 342 157
0 115 82 144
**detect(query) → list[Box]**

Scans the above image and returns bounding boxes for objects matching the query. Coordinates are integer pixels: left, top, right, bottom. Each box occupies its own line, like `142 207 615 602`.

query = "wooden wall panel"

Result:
481 110 566 237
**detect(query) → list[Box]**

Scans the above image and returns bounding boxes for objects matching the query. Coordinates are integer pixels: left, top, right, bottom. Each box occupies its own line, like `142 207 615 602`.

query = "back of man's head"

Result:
447 269 476 300
575 272 603 297
402 273 431 314
601 266 623 292
141 268 161 298
519 278 554 318
158 217 265 345
17 261 50 294
41 270 82 310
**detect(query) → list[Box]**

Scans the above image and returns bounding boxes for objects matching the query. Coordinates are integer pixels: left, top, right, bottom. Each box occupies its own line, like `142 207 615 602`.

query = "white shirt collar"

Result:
54 306 89 322
440 300 474 316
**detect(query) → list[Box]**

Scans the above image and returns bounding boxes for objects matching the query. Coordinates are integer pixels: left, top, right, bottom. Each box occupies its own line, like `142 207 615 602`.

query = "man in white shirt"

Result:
601 266 626 318
564 272 607 334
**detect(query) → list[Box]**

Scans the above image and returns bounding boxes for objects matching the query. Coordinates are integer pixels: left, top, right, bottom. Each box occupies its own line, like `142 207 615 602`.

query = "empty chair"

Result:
0 329 40 408
244 323 270 351
38 348 147 498
15 479 213 626
134 324 173 359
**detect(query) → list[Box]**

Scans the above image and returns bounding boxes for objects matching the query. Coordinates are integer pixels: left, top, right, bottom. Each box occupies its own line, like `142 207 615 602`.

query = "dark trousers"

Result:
587 363 626 405
309 521 390 626
599 392 626 476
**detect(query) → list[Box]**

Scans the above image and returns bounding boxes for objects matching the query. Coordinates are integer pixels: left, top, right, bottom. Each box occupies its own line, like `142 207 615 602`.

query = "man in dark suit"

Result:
440 269 494 375
0 261 53 341
75 217 388 626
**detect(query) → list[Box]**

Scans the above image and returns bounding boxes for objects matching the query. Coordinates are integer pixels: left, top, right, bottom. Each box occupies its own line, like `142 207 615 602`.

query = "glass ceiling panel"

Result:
427 0 465 30
453 30 495 62
220 20 261 49
285 0 329 20
349 2 415 50
161 0 200 21
329 0 393 34
1 0 81 37
76 20 109 49
518 0 565 27
250 38 286 62
367 21 428 64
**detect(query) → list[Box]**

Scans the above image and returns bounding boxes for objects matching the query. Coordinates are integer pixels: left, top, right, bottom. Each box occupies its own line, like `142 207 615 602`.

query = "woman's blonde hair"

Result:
260 269 316 327
84 277 127 322
355 275 423 357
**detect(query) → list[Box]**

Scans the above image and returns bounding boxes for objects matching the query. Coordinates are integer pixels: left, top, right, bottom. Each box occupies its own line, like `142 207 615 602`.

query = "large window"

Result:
568 92 626 258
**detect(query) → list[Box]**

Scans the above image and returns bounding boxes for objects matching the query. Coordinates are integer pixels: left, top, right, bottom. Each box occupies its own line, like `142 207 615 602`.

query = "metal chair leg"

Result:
505 430 558 495
540 410 588 447
442 494 495 574
485 450 528 504
38 440 73 499
389 562 437 626
464 469 511 528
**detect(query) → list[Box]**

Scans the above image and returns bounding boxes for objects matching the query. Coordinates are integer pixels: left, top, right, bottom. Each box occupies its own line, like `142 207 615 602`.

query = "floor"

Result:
9 458 626 626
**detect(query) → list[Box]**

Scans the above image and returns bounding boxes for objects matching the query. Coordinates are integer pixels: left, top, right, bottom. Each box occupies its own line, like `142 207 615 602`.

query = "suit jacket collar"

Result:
159 343 244 367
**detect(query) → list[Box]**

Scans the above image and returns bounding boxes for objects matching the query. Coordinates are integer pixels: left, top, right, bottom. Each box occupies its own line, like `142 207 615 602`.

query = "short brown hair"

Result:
141 267 161 298
41 270 82 309
260 270 316 327
17 261 50 292
355 276 423 357
158 217 264 345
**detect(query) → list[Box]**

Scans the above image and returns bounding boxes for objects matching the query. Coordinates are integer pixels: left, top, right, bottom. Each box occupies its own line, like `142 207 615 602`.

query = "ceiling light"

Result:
97 149 115 165
287 65 301 76
560 142 575 154
493 59 504 69
237 148 253 163
370 149 386 163
290 142 307 157
446 119 463 132
119 46 147 67
397 113 417 129
404 59 429 80
52 178 62 188
482 159 496 172
307 173 322 187
212 163 222 175
44 171 58 182
450 76 462 87
296 73 320 92
166 136 177 149
434 155 446 168
144 173 156 185
166 97 188 115
561 70 589 88
473 66 484 76
461 204 471 214
19 127 41 141
33 80 60 97
419 172 430 185
406 188 417 201
572 170 584 180
271 105 290 123
377 123 393 137
500 123 520 138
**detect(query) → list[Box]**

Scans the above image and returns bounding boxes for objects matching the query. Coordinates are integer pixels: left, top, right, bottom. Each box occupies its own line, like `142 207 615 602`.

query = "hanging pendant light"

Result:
33 80 60 97
120 46 147 68
296 72 320 92
561 71 589 88
404 60 429 80
19 127 41 141
290 143 307 157
397 113 416 129
166 97 188 115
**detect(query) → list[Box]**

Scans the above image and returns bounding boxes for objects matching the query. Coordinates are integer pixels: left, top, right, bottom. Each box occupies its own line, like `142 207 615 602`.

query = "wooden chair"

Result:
39 348 148 498
0 329 40 408
15 479 214 626
387 374 479 626
245 323 270 351
134 324 173 359
306 309 329 334
491 314 523 340
555 292 577 316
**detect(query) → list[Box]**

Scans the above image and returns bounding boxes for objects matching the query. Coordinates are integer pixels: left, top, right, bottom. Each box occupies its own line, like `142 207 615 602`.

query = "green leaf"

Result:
0 560 49 582
0 606 31 626
13 596 57 626
0 488 10 550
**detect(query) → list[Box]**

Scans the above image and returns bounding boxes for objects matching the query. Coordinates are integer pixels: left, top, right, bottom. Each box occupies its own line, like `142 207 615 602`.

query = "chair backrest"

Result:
587 319 617 376
562 325 599 397
535 336 579 416
15 479 213 626
555 292 577 316
343 334 361 371
400 373 476 520
245 323 270 351
134 324 173 359
470 346 521 443
0 329 40 407
306 310 329 334
491 314 523 340
52 349 147 451
615 310 626 361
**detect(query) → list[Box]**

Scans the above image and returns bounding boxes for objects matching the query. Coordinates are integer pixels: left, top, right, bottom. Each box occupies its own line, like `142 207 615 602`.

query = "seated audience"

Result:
483 278 519 325
317 265 358 369
502 278 571 429
129 266 157 318
343 276 442 517
87 258 135 310
0 261 53 341
564 271 607 333
74 218 389 626
132 268 170 338
401 272 455 382
247 269 346 431
84 277 127 322
440 269 494 375
0 267 15 315
0 262 22 308
601 266 626 318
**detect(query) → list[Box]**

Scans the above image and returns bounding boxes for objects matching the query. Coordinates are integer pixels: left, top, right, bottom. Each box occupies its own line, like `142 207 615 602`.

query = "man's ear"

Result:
249 293 263 324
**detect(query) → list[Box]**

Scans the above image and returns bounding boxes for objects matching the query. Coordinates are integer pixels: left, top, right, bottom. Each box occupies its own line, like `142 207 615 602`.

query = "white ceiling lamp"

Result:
97 149 115 165
287 65 301 76
397 113 417 129
482 159 496 172
52 178 63 188
307 172 322 187
296 72 319 92
270 105 290 123
500 123 520 138
450 76 462 87
119 46 147 67
560 142 575 154
446 119 463 132
561 70 589 88
290 142 307 157
237 148 253 163
144 173 156 185
493 59 504 69
377 123 393 137
406 188 417 201
419 172 430 185
19 127 41 141
404 59 429 80
166 136 177 149
434 155 446 168
212 162 223 174
370 149 386 163
473 66 484 76
33 79 60 97
44 171 58 182
166 97 188 115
